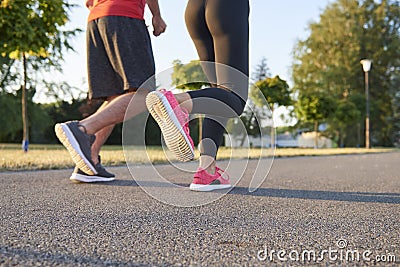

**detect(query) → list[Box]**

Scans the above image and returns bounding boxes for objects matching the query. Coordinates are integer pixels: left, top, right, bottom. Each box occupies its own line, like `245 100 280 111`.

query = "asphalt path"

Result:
1 152 399 266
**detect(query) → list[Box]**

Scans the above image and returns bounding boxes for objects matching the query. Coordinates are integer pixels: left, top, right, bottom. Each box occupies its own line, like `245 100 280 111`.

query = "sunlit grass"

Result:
0 143 396 172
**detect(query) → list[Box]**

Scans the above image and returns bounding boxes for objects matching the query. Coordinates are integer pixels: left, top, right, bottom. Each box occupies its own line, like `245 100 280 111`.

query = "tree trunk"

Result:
270 106 275 148
339 129 345 148
240 112 254 147
22 53 29 152
270 127 275 149
314 121 318 149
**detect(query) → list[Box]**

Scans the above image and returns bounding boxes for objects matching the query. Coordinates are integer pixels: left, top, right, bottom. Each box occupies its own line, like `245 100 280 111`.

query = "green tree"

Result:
0 92 22 141
252 57 271 82
252 76 292 111
392 92 400 147
331 99 361 147
0 56 17 91
251 75 292 147
0 87 52 143
0 0 79 151
292 0 400 147
296 92 337 148
390 67 400 146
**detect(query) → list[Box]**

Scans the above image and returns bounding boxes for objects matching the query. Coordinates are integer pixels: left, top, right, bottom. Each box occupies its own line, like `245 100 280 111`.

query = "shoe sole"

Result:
146 91 194 162
189 183 231 192
55 123 97 175
70 173 115 183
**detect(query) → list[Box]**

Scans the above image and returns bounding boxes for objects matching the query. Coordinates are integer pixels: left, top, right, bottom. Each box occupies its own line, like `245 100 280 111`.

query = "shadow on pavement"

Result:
101 179 400 204
229 187 400 204
95 179 189 188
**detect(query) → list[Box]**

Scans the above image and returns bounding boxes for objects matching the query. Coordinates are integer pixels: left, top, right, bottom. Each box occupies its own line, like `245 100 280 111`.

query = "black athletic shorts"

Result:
87 16 156 99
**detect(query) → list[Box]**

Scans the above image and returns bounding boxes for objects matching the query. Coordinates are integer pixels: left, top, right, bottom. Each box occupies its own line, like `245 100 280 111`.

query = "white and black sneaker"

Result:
70 157 115 183
55 121 97 175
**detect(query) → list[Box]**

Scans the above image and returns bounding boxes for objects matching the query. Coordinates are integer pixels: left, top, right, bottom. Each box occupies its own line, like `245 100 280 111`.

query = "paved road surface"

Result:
1 152 399 266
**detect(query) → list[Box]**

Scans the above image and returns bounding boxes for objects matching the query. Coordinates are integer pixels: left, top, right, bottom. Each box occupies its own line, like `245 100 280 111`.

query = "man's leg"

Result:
91 125 114 165
79 89 148 135
89 96 117 165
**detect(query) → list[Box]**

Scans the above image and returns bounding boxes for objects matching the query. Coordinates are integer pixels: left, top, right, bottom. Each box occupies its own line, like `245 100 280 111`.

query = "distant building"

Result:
224 130 333 148
276 132 298 147
297 132 333 148
224 134 271 148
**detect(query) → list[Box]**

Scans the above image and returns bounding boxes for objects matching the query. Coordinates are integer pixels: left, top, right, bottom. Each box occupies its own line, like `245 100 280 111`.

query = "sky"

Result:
39 0 332 125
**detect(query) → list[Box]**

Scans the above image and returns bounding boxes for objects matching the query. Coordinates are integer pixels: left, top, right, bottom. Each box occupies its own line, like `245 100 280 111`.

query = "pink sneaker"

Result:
146 89 195 162
190 166 231 192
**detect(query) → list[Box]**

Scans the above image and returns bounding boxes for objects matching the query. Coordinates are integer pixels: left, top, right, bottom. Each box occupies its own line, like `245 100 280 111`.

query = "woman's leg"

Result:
180 0 249 172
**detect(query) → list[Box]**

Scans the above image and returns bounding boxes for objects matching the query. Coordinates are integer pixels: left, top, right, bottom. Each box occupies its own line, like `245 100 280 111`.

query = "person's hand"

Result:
85 0 94 10
152 15 166 36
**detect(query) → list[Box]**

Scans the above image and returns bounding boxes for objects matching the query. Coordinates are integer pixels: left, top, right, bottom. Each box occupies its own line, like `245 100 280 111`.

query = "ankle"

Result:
175 93 193 113
78 122 95 135
205 165 216 174
199 155 216 174
78 124 87 134
92 156 99 165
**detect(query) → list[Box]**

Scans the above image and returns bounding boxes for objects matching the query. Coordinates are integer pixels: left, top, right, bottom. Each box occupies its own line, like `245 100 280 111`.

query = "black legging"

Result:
185 0 250 158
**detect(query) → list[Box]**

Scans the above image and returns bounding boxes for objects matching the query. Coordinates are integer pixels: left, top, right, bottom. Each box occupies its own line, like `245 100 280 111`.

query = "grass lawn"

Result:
0 143 397 172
